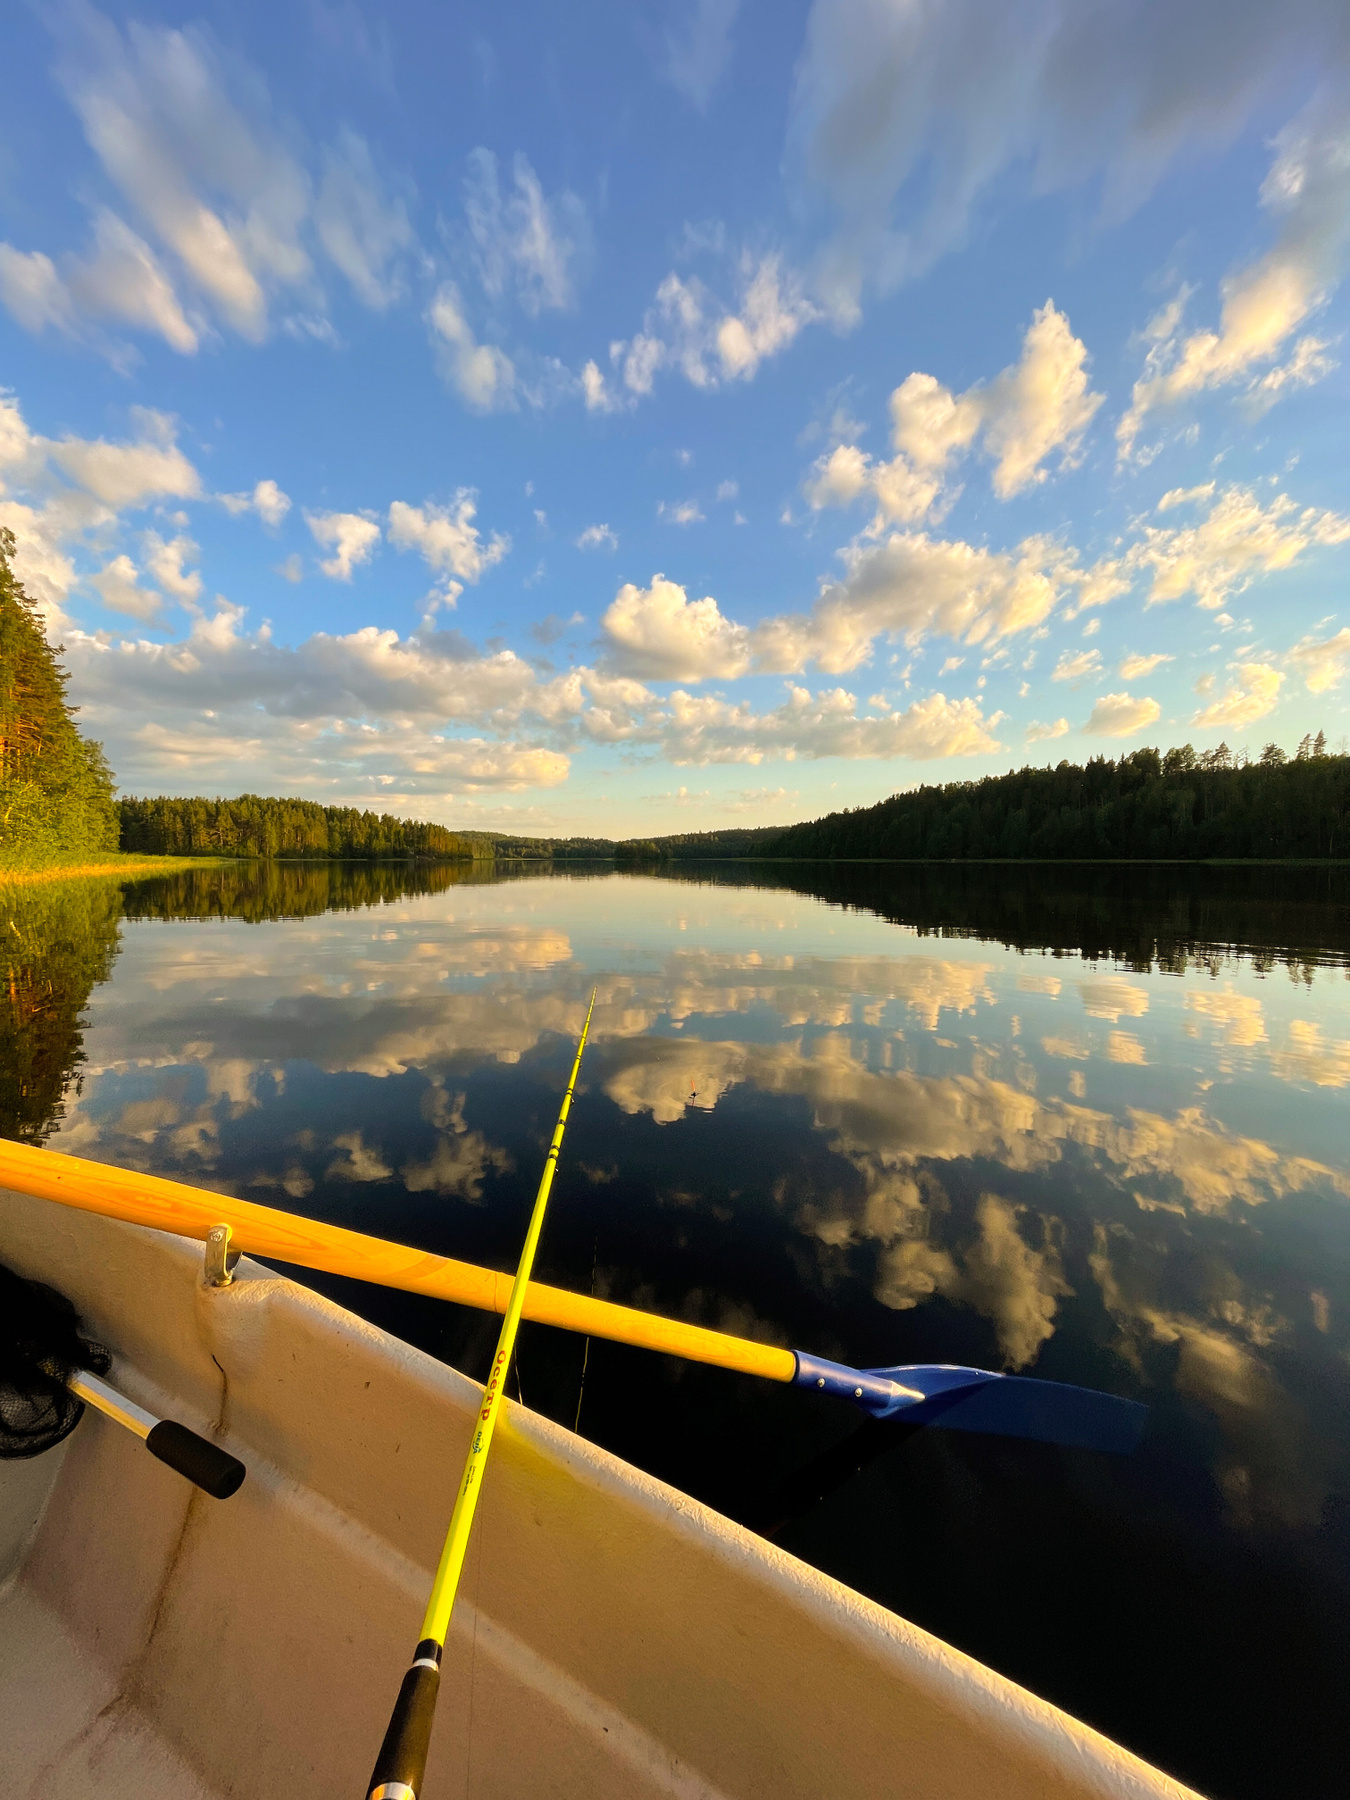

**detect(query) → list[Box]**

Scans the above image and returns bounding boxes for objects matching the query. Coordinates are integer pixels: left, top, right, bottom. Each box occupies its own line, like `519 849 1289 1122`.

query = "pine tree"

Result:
0 528 118 865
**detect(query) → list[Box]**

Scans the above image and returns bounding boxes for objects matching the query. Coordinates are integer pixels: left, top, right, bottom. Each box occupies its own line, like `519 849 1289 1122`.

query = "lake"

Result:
6 859 1350 1800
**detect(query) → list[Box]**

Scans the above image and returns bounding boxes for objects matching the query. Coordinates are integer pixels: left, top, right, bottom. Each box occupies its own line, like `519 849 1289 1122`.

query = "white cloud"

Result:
1133 484 1350 610
1289 625 1350 693
1192 661 1284 729
220 478 292 528
306 509 381 580
808 303 1102 528
427 283 516 411
658 500 705 526
0 246 79 337
56 13 312 342
804 443 872 509
576 524 618 552
1119 92 1350 454
786 0 1348 319
0 393 209 630
91 552 161 622
70 208 199 352
51 406 200 509
387 495 510 588
462 149 587 316
314 128 414 311
716 480 739 502
715 255 817 381
616 331 667 397
1026 717 1070 743
606 527 1126 693
141 530 201 604
60 602 586 799
581 359 618 412
804 441 942 526
7 14 434 355
753 529 1080 676
602 575 751 681
665 0 740 108
0 213 198 356
1119 652 1173 679
896 302 1103 498
610 255 814 402
659 685 1002 765
1084 691 1162 737
1246 333 1339 409
1157 481 1216 513
1052 648 1102 684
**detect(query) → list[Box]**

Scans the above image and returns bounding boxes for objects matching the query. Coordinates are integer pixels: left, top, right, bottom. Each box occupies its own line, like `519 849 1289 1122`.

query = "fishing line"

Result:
572 1233 599 1435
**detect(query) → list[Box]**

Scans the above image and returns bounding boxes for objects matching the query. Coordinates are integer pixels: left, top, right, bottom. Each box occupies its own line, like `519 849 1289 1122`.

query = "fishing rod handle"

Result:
366 1640 442 1800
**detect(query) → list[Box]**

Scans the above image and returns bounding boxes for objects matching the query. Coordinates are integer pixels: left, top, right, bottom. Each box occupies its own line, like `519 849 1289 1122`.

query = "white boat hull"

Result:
0 1188 1200 1799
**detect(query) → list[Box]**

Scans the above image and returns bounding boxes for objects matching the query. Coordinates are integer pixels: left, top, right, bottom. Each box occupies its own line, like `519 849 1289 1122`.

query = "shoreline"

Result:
0 854 230 887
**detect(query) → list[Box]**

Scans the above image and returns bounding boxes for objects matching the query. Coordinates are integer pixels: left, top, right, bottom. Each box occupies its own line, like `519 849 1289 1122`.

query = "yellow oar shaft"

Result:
421 986 594 1645
0 1130 794 1385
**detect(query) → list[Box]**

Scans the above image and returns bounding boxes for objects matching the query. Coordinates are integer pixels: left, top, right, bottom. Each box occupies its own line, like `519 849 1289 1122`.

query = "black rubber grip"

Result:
366 1644 442 1798
145 1420 246 1499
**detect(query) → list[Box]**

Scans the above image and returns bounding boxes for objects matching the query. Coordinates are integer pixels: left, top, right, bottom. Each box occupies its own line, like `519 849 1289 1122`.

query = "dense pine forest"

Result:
0 528 118 865
118 794 497 861
639 744 1350 863
117 795 621 862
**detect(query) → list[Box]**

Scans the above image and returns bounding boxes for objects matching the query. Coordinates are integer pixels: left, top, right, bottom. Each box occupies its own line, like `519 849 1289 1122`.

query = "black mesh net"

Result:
0 1261 111 1458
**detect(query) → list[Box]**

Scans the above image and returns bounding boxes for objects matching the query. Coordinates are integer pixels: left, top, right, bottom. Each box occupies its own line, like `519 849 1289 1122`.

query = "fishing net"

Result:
0 1261 111 1458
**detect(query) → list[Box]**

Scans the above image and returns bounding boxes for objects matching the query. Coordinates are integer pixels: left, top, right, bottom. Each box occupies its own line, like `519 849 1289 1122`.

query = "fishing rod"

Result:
0 1128 1145 1454
365 987 596 1800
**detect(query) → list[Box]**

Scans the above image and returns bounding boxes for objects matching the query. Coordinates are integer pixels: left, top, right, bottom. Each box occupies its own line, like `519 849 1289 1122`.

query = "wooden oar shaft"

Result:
0 1136 794 1385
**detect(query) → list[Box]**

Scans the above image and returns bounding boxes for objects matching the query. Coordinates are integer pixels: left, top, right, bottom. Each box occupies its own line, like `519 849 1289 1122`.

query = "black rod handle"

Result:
366 1640 442 1799
145 1420 246 1499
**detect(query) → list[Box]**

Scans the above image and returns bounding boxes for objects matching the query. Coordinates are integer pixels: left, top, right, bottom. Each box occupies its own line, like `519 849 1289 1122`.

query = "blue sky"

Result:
2 0 1348 836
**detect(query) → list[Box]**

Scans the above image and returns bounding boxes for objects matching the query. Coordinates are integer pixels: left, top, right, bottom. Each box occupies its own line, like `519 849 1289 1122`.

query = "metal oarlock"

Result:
204 1223 241 1288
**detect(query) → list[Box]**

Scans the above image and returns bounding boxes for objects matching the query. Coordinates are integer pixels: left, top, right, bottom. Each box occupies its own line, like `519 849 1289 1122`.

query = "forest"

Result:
0 527 118 866
641 744 1350 863
117 793 499 861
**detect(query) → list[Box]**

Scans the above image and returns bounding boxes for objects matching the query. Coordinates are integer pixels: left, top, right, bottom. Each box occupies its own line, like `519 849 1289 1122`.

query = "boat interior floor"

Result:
0 1578 212 1800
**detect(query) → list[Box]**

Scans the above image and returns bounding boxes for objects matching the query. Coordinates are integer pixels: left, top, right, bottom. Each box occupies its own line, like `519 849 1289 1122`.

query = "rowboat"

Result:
1 1117 1201 1798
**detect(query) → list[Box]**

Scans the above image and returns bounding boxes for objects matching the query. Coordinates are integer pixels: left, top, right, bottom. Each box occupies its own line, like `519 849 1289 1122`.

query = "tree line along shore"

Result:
112 742 1350 865
4 526 1348 873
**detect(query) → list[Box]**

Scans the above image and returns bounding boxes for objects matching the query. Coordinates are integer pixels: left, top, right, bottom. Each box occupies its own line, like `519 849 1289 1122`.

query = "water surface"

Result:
6 860 1350 1800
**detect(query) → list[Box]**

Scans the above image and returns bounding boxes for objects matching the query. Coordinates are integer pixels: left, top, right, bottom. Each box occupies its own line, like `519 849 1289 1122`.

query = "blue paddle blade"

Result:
791 1352 1147 1454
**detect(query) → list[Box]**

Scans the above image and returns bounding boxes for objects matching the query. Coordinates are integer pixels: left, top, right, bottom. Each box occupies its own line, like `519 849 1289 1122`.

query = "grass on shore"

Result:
0 851 230 887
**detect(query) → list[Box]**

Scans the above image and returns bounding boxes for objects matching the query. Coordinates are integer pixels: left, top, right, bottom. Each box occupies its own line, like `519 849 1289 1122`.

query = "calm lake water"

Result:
7 860 1350 1799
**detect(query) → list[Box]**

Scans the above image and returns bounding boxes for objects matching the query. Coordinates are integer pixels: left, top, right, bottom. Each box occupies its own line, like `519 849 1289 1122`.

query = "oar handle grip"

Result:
366 1641 442 1800
146 1420 246 1500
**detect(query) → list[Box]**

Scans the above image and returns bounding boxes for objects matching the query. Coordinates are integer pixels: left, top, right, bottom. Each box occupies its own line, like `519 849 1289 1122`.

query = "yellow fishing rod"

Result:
364 988 596 1800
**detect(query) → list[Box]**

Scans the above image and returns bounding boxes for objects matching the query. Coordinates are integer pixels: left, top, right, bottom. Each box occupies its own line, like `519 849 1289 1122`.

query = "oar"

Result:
365 987 596 1800
0 1139 1145 1454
